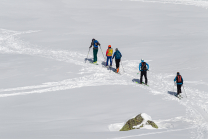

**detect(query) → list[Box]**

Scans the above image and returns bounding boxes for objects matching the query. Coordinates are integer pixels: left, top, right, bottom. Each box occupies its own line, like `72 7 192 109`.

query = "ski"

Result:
103 65 110 69
112 69 121 74
135 82 149 86
113 70 121 74
90 62 98 65
175 94 182 99
175 94 181 99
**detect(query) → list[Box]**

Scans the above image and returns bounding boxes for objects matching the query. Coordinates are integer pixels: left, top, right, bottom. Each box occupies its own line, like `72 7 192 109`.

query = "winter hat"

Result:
141 58 144 62
177 72 180 75
115 48 118 51
108 45 111 48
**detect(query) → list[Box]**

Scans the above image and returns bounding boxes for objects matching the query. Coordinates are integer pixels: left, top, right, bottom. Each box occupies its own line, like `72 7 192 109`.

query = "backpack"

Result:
176 75 182 83
107 48 113 56
93 40 99 48
115 51 121 59
141 62 147 71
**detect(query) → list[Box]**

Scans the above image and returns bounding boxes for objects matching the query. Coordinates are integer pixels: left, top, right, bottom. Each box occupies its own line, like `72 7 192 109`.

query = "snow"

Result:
129 0 208 8
109 123 125 131
0 0 208 139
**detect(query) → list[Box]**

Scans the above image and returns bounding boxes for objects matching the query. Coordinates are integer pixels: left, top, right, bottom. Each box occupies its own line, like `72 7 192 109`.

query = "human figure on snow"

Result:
106 45 113 67
174 72 183 97
139 59 149 85
89 38 100 64
112 48 122 73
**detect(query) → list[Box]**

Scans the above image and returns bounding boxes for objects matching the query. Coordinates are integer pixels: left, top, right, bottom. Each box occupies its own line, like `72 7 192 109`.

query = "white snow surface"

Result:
0 0 208 139
127 0 208 8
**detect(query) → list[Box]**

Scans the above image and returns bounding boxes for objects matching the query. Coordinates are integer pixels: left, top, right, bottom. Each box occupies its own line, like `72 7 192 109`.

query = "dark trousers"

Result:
140 71 147 84
93 48 98 62
177 85 182 95
115 59 120 69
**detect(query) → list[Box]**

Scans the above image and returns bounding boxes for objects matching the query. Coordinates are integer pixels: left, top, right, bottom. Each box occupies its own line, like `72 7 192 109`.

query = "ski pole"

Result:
86 48 91 63
120 59 125 72
110 58 113 73
99 45 106 61
173 82 176 91
183 85 187 98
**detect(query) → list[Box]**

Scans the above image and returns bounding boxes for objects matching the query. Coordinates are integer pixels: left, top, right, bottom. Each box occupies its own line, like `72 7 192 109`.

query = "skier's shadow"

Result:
101 61 106 66
132 79 140 83
167 91 177 96
85 58 93 63
110 67 116 72
101 61 116 72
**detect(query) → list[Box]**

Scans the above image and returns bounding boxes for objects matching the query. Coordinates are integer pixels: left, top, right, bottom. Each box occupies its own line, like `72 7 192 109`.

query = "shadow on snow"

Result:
101 61 117 72
167 91 177 96
85 58 93 63
132 79 140 83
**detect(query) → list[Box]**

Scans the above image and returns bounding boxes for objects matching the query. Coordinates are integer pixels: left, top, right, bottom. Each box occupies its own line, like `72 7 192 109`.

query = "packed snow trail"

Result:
1 29 208 138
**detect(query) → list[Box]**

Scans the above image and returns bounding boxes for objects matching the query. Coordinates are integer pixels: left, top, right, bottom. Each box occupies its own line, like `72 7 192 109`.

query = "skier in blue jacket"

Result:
89 38 100 63
174 72 183 96
112 48 122 73
139 59 149 85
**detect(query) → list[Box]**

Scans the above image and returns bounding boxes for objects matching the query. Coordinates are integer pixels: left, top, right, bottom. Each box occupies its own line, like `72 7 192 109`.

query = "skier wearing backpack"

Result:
89 38 100 64
174 72 183 97
106 45 113 67
112 48 122 73
139 59 149 85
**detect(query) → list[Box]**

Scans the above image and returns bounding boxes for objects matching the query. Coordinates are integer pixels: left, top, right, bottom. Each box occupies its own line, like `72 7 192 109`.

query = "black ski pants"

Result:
140 71 148 84
177 84 182 95
115 59 120 69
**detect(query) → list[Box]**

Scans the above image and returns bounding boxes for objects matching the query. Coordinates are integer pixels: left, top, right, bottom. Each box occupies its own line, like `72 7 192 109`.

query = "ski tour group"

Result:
87 38 184 98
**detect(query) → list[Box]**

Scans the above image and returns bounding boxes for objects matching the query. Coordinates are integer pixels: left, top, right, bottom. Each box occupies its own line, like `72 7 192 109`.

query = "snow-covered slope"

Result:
0 0 208 138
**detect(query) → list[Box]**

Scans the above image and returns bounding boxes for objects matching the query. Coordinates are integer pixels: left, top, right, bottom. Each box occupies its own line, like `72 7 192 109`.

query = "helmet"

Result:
141 58 144 62
115 48 118 51
92 38 95 41
177 72 180 75
108 45 111 48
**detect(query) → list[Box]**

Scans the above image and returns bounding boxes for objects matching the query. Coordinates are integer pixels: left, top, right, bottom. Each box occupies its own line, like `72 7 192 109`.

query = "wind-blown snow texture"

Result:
0 0 208 139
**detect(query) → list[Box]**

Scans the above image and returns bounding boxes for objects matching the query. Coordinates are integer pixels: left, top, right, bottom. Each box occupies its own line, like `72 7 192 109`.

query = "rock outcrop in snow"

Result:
120 113 158 131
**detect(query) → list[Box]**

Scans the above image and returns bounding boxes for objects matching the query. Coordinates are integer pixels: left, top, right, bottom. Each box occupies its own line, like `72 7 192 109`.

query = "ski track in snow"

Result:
1 29 208 138
109 126 196 139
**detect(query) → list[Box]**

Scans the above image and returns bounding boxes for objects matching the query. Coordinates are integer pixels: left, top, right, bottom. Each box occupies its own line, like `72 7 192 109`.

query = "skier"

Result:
174 72 183 97
112 48 122 73
139 59 149 85
89 38 100 64
106 45 113 67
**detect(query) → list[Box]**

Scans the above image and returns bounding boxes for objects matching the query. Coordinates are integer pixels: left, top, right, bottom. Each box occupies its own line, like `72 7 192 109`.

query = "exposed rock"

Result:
120 113 158 131
120 114 143 131
147 120 158 129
